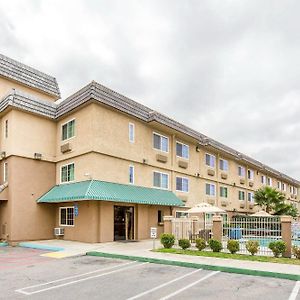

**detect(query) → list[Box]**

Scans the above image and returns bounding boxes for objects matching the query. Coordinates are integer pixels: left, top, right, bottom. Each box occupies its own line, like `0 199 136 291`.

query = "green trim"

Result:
37 180 183 207
86 251 300 281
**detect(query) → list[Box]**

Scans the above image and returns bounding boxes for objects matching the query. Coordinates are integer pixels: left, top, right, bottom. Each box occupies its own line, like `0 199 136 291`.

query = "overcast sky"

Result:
0 0 299 179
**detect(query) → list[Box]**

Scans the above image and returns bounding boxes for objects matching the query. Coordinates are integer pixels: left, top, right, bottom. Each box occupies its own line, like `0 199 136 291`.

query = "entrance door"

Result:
114 206 134 241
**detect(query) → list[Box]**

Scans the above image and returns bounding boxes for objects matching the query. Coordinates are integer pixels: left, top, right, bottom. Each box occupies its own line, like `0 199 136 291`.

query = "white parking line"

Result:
127 268 203 300
16 261 147 295
289 281 300 300
159 271 220 300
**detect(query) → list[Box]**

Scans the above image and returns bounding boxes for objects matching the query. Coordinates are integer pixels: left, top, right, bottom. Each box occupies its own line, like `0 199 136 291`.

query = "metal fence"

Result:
292 222 300 247
222 216 282 256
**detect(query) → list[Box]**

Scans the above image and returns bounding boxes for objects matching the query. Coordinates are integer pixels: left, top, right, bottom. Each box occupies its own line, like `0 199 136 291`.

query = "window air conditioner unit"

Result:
54 227 64 236
34 153 42 160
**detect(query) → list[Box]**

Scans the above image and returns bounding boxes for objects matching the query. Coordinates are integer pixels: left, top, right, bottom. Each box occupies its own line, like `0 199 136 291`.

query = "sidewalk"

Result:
20 239 300 278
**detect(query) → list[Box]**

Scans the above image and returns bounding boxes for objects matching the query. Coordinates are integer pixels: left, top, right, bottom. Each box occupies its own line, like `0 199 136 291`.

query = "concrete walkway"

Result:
19 239 300 277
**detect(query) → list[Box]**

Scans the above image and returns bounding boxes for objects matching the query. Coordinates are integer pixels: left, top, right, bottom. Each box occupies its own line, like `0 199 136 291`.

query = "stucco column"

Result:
163 216 174 234
212 215 223 242
281 216 292 258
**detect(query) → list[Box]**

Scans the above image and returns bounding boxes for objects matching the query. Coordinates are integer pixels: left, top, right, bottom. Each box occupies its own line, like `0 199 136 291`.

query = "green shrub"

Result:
227 239 240 254
268 241 286 258
195 238 206 251
208 239 223 252
246 240 259 256
178 239 191 250
292 246 300 259
160 233 175 249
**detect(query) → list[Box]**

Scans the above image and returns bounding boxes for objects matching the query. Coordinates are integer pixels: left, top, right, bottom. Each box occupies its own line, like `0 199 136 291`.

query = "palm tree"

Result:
254 186 285 213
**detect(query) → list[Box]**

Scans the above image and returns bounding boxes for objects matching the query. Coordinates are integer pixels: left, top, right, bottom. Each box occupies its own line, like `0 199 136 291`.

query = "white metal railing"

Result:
223 216 282 256
292 222 300 247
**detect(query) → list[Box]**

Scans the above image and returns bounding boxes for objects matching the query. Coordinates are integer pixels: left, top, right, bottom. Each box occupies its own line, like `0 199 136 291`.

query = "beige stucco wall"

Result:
55 102 298 215
6 156 56 242
54 201 171 243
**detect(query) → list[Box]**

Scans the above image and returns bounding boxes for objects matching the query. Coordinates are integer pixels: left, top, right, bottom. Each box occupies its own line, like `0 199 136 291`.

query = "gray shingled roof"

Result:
0 81 299 185
0 54 60 98
0 89 57 119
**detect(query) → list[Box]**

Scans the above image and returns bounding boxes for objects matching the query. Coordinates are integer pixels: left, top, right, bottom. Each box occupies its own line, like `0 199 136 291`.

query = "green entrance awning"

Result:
37 180 184 207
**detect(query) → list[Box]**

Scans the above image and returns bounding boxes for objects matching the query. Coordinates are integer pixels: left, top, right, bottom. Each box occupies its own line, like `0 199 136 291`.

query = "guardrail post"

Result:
163 216 174 235
212 215 223 242
281 215 292 258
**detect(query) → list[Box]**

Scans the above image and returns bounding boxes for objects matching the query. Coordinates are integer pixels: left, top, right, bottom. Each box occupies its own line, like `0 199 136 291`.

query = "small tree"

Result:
254 186 298 217
254 186 284 213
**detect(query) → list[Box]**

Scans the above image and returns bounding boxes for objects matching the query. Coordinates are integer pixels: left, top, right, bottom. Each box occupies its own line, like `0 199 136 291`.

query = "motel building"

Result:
0 53 299 244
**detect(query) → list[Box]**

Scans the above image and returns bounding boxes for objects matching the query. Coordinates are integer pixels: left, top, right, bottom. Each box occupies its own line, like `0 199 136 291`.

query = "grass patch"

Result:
154 248 300 265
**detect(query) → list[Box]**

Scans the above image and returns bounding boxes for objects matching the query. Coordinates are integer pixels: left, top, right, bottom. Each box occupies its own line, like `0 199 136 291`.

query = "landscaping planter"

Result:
0 242 8 247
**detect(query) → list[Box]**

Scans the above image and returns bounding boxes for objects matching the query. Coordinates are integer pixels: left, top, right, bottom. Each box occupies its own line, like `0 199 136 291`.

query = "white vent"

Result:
54 227 64 236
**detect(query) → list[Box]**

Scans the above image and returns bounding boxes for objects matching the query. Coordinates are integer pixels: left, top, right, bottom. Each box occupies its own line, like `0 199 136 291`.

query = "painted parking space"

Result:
0 246 53 271
0 253 299 300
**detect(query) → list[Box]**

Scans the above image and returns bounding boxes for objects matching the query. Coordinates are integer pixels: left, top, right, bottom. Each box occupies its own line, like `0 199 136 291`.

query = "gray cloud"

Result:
0 0 299 179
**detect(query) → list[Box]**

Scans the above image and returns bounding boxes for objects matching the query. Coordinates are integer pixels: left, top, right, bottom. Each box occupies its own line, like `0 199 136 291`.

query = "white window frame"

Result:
238 166 246 177
247 169 254 181
3 162 8 182
129 123 135 143
59 206 75 227
238 190 245 201
5 120 8 138
153 171 169 190
248 192 254 203
176 176 189 193
60 162 75 184
282 182 287 191
176 141 189 159
61 118 76 141
205 153 215 168
277 181 282 190
219 159 229 172
153 132 169 153
220 186 228 198
205 183 216 196
267 177 273 186
129 165 134 184
261 175 267 185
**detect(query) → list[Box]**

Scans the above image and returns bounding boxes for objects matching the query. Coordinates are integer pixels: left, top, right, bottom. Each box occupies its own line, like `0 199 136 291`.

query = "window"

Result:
153 171 169 189
294 187 298 195
61 163 75 183
176 142 189 159
261 175 266 185
206 183 216 196
282 183 286 191
267 177 272 186
5 120 8 138
238 191 245 201
220 186 228 198
158 210 163 223
62 119 75 141
129 123 135 143
290 186 293 193
59 207 74 226
3 162 8 182
176 177 189 192
248 169 254 180
205 154 215 168
248 192 254 202
129 165 134 184
219 159 228 171
238 166 245 177
153 133 169 152
277 181 282 190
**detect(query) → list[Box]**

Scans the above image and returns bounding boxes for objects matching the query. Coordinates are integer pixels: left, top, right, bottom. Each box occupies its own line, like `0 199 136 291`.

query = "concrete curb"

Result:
19 242 64 252
87 251 300 281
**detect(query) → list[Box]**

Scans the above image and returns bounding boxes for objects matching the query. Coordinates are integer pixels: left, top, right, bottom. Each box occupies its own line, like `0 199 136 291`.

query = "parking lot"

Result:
0 247 299 300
